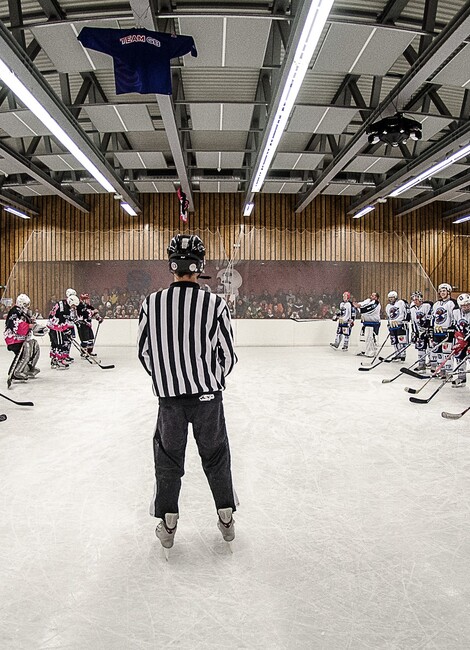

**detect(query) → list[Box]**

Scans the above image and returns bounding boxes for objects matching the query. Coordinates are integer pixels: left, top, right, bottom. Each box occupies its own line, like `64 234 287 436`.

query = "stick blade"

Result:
441 411 462 419
404 387 417 394
409 396 429 404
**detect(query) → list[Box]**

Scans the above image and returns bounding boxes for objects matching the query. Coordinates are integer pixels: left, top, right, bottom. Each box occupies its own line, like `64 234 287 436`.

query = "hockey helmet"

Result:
457 293 470 307
387 290 398 301
167 234 205 274
67 294 79 307
342 291 351 301
16 293 31 309
411 290 423 301
438 283 452 293
66 288 77 298
80 293 89 302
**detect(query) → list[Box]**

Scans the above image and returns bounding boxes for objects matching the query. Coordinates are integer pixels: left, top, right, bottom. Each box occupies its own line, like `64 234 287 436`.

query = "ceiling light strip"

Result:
251 0 335 193
4 206 31 219
352 205 375 219
0 58 116 194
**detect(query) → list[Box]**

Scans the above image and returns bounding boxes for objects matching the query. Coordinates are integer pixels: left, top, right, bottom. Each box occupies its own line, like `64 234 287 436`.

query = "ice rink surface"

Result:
1 342 470 649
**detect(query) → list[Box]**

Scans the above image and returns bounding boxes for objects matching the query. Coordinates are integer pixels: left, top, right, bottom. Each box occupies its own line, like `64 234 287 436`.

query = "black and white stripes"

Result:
137 281 237 397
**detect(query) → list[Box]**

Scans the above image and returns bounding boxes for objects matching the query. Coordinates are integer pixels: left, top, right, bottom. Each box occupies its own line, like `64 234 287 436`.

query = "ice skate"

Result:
217 508 235 550
12 371 29 381
329 342 339 349
27 368 40 378
356 351 365 356
341 346 348 351
452 377 466 388
155 513 178 560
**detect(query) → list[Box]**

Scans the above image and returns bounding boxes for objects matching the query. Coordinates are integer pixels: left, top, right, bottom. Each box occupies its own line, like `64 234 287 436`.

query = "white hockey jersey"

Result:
385 299 408 326
431 298 458 330
410 301 433 334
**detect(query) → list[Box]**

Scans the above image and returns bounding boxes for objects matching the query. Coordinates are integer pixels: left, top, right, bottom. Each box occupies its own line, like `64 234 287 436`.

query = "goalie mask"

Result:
167 234 205 275
457 293 470 308
66 288 77 298
16 293 30 310
67 294 79 307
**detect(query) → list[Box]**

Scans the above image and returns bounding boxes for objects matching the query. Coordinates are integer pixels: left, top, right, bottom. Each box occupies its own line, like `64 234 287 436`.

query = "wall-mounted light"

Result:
243 202 254 217
120 202 138 216
352 205 375 219
453 214 470 224
4 206 31 219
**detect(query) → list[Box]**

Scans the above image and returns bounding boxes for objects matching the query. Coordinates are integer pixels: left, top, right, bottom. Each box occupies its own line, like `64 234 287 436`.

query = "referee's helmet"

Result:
168 234 205 274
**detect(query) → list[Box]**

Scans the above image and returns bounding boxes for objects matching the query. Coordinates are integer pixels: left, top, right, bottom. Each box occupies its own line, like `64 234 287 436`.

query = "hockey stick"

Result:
358 344 404 371
0 392 34 407
408 357 467 404
0 414 7 422
70 338 115 369
361 332 389 366
406 353 467 393
381 358 420 384
94 320 102 346
441 405 470 420
290 317 323 322
380 340 413 362
401 347 456 380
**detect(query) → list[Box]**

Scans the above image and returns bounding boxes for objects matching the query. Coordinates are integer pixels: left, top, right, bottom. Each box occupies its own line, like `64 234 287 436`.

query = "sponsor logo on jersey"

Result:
389 306 399 319
434 307 446 324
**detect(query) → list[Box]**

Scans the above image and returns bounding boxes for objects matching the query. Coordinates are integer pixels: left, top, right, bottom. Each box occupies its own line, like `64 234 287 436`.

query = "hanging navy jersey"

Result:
77 27 197 95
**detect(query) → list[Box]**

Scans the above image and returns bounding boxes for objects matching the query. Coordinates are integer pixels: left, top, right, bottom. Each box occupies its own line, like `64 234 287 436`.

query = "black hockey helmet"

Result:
167 234 205 274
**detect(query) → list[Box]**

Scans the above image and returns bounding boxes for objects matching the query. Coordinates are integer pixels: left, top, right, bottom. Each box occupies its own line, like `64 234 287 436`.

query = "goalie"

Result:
3 294 46 382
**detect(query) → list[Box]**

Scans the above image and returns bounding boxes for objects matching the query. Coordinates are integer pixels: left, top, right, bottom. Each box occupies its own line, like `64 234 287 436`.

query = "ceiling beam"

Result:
295 2 470 212
394 170 470 216
128 0 194 210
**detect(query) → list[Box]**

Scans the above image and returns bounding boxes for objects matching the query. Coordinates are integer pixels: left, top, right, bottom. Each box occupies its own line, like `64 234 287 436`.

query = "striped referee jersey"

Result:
137 281 237 397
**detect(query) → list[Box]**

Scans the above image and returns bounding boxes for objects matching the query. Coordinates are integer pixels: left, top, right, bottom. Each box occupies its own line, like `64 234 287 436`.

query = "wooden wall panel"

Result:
1 193 470 311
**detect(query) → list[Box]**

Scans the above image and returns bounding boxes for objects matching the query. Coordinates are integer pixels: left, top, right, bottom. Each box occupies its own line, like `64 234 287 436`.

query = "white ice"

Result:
1 342 470 649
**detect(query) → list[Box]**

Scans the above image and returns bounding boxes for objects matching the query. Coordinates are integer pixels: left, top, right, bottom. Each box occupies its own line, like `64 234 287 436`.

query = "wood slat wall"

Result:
1 193 469 311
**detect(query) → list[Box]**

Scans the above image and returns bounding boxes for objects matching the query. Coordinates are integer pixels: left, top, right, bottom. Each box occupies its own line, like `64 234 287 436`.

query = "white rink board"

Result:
34 318 389 347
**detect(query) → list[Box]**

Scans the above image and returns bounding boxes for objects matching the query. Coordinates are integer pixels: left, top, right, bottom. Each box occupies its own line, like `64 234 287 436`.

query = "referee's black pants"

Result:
151 391 236 519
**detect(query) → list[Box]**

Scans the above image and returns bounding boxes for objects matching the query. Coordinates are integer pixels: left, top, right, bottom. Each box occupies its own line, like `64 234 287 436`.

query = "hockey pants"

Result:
389 326 409 359
7 340 39 377
150 391 237 519
334 323 351 349
431 333 453 375
49 329 73 360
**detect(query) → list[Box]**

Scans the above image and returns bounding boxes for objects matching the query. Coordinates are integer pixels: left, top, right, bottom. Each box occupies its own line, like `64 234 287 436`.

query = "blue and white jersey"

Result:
78 27 197 95
410 301 433 334
431 298 458 330
358 298 381 322
385 299 408 327
454 309 470 337
337 301 354 324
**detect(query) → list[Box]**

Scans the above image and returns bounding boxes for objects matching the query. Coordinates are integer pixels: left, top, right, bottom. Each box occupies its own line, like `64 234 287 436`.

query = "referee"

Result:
137 234 238 554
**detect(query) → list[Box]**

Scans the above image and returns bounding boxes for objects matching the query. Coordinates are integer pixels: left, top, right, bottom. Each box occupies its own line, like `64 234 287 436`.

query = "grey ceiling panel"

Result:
199 181 239 192
278 133 313 152
195 152 245 168
221 105 254 131
410 114 453 140
344 156 402 174
272 153 324 170
190 104 253 131
115 151 167 169
85 105 154 133
126 132 170 152
432 43 470 87
322 184 365 196
431 164 467 179
447 191 470 202
225 18 271 68
31 21 117 74
11 184 56 196
0 111 52 137
35 154 85 171
190 104 221 131
190 132 247 149
178 18 223 67
261 182 304 193
135 181 175 193
287 106 357 134
68 181 109 194
0 157 34 175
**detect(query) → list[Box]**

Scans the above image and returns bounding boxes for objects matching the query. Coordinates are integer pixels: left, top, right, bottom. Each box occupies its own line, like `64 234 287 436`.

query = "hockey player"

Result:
431 283 458 377
385 291 410 361
47 293 79 369
409 291 433 372
330 291 355 351
137 234 238 556
3 294 41 380
450 293 470 388
353 292 381 357
76 293 103 357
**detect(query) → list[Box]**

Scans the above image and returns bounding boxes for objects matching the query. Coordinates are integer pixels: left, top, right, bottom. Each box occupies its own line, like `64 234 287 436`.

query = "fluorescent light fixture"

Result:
389 142 470 197
252 0 335 192
352 205 375 219
0 58 116 194
120 202 138 216
243 202 254 216
4 206 31 219
453 214 470 224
